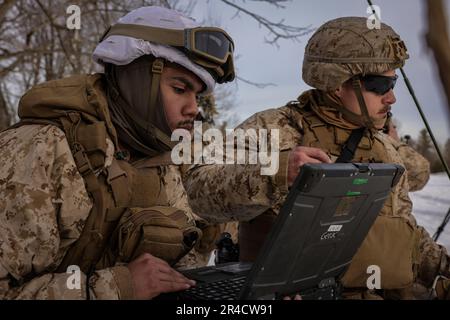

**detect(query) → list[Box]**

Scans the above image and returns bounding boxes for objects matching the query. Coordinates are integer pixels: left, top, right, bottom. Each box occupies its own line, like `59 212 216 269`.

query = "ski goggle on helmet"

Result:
100 23 235 83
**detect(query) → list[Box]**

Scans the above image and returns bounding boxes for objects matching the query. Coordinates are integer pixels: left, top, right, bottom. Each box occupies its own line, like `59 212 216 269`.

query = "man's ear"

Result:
334 85 343 98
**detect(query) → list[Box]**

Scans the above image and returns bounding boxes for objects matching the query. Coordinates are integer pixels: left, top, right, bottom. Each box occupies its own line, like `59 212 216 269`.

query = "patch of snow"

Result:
410 173 450 251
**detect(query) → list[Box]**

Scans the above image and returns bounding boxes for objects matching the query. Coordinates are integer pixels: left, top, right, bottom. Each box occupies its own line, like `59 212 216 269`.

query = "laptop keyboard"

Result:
183 276 247 300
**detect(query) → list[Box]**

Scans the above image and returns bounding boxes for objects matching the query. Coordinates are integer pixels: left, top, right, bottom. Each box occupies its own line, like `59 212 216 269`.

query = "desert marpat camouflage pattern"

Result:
0 123 210 299
184 104 429 223
386 135 430 192
302 17 408 92
207 135 431 261
184 101 450 298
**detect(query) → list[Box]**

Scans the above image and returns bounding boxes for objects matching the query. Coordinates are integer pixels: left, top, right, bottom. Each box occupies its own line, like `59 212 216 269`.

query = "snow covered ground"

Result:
410 173 450 251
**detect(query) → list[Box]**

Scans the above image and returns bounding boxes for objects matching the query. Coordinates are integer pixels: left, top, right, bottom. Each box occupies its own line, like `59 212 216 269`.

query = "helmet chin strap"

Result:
147 58 176 149
351 77 375 129
328 77 386 130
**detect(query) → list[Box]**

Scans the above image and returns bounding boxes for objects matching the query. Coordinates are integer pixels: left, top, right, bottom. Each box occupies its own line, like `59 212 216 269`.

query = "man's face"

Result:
335 70 397 129
159 65 204 132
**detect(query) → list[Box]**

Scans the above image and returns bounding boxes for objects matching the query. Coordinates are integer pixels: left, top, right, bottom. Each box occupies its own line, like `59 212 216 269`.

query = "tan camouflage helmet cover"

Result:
302 17 409 91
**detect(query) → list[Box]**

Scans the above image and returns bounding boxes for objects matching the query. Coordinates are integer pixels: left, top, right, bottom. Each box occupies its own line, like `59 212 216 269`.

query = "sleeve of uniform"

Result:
415 225 450 288
384 135 430 191
0 125 134 299
397 144 430 191
0 262 133 299
184 107 301 224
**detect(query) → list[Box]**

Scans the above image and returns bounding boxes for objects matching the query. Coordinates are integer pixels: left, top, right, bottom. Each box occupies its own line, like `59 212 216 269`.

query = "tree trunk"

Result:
0 86 12 131
426 0 450 120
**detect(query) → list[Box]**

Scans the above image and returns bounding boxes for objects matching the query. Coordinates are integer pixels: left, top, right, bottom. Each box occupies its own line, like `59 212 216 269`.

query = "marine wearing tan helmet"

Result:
184 16 449 299
303 16 408 128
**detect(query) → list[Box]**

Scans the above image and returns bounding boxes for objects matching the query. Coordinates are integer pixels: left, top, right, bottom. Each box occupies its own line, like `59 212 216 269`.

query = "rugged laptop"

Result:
180 163 404 300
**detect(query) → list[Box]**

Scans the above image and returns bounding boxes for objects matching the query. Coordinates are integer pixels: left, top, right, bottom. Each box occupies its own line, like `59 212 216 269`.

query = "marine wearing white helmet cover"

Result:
0 6 235 300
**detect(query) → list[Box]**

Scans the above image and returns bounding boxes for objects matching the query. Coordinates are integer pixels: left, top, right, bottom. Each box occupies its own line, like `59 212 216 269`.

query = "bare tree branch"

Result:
0 57 22 77
220 0 313 45
426 0 450 120
246 0 288 9
0 84 12 130
236 75 276 88
0 0 311 129
35 0 78 72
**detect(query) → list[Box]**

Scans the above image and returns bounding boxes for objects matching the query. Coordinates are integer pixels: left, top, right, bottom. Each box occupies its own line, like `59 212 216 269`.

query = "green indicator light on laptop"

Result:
346 191 361 196
353 178 368 185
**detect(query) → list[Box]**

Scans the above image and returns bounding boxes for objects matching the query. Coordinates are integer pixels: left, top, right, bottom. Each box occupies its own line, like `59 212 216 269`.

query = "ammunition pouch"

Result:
341 215 417 289
112 206 202 266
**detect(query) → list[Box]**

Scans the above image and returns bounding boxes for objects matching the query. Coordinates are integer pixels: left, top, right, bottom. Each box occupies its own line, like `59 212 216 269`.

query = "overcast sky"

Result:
191 0 450 145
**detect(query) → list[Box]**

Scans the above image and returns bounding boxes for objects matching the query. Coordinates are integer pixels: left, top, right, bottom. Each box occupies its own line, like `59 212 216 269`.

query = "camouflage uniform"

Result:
0 124 127 299
0 6 236 300
0 77 211 299
386 136 430 192
184 17 449 299
206 134 430 244
185 92 449 300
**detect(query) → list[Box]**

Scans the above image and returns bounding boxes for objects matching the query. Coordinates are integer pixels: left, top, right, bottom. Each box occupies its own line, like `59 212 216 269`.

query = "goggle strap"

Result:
210 65 224 78
103 24 233 66
102 23 185 47
352 77 374 129
188 55 225 80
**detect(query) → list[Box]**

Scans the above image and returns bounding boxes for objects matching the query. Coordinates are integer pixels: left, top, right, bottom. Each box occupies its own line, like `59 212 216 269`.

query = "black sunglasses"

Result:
361 74 398 95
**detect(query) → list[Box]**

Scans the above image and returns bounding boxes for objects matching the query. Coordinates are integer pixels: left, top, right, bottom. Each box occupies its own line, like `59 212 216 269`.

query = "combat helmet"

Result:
302 17 409 128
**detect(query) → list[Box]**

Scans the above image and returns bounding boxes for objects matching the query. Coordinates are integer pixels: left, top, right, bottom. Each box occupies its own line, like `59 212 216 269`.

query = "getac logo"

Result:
320 225 343 240
320 232 337 240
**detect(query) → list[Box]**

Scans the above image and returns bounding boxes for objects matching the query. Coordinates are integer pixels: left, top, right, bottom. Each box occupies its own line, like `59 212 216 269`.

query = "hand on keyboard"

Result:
127 253 196 299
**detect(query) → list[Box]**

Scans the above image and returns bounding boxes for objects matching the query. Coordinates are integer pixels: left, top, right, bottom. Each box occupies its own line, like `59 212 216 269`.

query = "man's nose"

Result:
183 94 199 118
382 89 396 105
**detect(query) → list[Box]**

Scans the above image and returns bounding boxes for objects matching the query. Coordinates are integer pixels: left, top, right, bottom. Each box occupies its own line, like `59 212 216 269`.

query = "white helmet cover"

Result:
93 6 216 94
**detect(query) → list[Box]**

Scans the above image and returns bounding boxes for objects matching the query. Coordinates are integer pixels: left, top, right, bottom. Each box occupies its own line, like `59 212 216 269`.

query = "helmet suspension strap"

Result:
352 76 374 129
